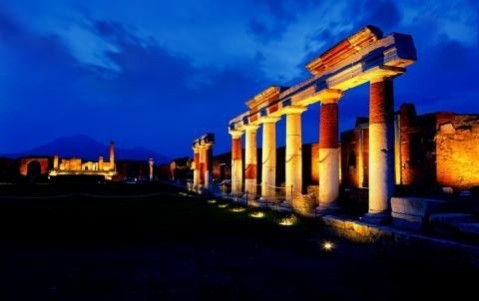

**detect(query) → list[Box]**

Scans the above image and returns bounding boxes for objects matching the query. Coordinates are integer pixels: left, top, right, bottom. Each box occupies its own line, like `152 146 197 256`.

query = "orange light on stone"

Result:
250 211 265 218
231 207 246 213
278 215 298 226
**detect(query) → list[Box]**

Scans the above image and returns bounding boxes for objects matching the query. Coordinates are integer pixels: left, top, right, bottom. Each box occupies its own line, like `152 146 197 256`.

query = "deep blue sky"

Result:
0 0 478 158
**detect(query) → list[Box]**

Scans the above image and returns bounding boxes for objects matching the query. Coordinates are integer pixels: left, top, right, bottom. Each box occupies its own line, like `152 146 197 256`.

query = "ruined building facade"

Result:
341 103 479 191
48 141 117 181
208 104 479 196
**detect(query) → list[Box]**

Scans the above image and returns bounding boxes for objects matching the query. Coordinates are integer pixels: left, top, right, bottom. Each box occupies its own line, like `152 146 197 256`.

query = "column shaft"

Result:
193 148 200 190
204 145 213 190
261 117 279 199
230 131 244 195
318 99 340 212
285 106 306 212
244 125 259 199
366 77 395 221
199 145 205 187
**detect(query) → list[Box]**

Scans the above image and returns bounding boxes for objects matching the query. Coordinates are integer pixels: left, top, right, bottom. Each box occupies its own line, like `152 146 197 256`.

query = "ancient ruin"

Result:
228 25 417 220
48 141 117 180
191 133 215 192
341 104 479 191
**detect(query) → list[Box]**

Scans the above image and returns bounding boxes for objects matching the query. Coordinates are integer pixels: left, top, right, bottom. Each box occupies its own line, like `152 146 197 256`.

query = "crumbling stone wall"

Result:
436 116 479 190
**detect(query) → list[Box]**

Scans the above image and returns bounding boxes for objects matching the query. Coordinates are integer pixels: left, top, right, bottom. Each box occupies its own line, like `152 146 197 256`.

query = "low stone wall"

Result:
391 197 448 231
322 215 479 268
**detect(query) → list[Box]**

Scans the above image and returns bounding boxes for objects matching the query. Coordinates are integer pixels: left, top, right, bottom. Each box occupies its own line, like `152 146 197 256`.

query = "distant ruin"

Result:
48 141 117 181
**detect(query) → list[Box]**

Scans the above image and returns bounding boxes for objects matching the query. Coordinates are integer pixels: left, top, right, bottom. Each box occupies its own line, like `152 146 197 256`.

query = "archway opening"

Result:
27 161 42 182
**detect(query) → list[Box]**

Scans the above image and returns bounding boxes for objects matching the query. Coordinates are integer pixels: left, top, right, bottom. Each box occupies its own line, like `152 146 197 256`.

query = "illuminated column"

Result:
98 156 104 171
204 143 213 189
358 125 365 188
260 116 280 200
199 144 206 188
193 145 200 190
244 124 259 199
229 130 244 195
284 106 306 210
149 158 154 181
53 155 59 170
109 141 115 170
364 77 395 223
317 90 343 213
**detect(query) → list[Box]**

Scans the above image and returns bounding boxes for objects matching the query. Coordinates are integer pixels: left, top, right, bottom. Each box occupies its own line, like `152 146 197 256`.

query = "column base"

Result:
243 193 257 201
258 196 277 204
360 211 391 225
315 204 341 216
229 191 244 198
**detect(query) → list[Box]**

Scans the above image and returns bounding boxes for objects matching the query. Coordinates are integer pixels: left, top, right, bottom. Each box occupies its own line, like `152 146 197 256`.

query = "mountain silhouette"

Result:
2 135 171 163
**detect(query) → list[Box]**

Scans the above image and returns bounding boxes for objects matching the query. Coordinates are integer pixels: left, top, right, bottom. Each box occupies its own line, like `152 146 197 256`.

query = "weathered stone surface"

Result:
391 197 448 231
429 213 476 225
429 213 477 237
391 212 423 231
320 215 479 268
436 118 479 189
391 197 447 216
456 223 479 236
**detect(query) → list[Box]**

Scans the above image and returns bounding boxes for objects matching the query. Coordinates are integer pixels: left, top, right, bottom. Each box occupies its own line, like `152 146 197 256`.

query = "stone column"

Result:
53 155 59 170
284 106 306 212
317 90 343 213
244 124 259 200
229 130 244 195
149 158 154 181
358 125 365 188
109 141 115 170
199 144 206 188
260 116 280 200
204 143 213 190
193 146 200 190
364 77 395 223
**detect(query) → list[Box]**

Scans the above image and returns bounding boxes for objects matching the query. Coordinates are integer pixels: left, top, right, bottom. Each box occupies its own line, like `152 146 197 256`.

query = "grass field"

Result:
0 183 475 300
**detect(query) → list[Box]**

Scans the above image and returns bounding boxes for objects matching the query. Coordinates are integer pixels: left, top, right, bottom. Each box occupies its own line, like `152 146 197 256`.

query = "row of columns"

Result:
230 77 395 221
192 141 214 191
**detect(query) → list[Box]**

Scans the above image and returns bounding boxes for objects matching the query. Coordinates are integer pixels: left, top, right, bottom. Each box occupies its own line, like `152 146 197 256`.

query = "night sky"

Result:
0 0 478 159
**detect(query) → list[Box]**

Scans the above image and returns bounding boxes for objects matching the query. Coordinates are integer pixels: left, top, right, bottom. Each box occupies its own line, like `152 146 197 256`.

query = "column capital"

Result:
368 68 403 83
319 89 343 104
260 115 281 124
370 75 392 84
283 105 307 115
229 129 244 139
244 124 260 132
203 142 214 150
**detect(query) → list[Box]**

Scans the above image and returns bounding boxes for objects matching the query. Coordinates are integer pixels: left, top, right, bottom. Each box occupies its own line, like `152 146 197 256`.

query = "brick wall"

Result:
436 116 479 190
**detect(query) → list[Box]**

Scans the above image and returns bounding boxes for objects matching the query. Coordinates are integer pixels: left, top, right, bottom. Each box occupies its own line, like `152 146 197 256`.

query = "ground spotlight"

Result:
249 211 265 218
231 207 246 213
323 241 334 251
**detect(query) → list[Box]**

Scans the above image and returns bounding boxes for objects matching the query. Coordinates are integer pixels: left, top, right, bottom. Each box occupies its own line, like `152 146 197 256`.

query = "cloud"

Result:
359 0 402 30
0 0 478 157
0 8 270 157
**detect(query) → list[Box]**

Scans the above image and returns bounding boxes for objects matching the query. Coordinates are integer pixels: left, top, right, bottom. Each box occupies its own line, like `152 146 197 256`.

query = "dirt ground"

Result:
0 184 476 300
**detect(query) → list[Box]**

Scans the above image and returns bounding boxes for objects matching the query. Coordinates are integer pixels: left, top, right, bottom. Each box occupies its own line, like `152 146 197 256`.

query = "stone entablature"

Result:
227 25 417 221
229 26 416 132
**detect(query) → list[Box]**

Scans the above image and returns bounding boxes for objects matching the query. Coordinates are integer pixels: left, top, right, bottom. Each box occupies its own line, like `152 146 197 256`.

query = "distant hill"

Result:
1 135 171 163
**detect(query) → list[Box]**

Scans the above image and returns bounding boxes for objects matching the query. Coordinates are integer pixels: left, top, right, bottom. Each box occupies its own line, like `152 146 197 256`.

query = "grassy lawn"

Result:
0 184 475 300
